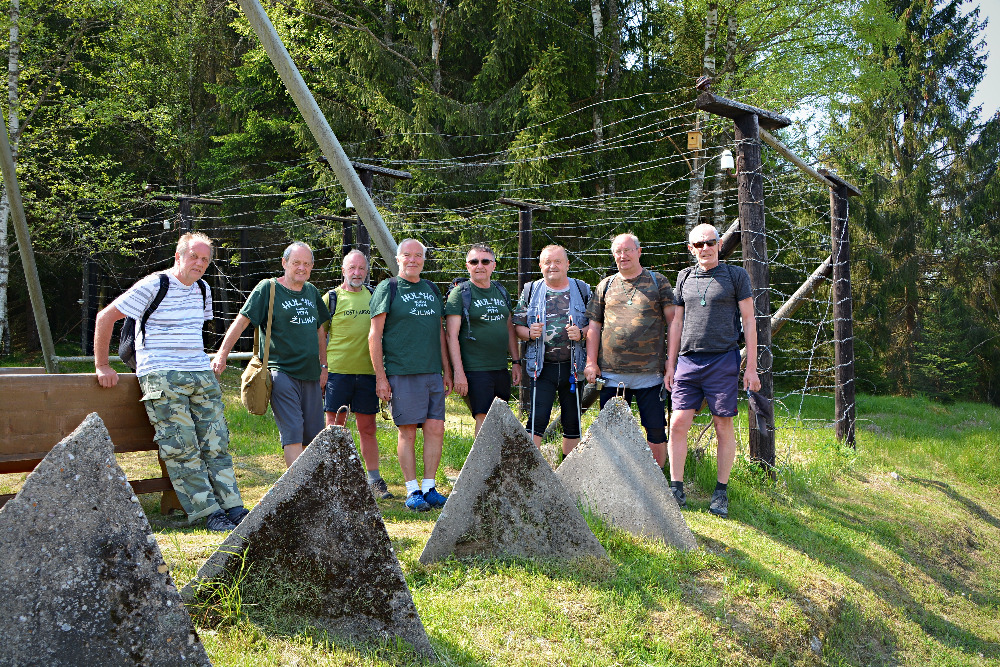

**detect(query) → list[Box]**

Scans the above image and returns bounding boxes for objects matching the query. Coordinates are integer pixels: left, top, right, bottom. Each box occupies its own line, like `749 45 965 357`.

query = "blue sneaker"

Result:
405 490 431 512
423 487 448 509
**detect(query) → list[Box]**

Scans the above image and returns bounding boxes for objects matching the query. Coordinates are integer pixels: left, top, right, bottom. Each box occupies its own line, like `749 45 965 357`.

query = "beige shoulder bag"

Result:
240 279 276 415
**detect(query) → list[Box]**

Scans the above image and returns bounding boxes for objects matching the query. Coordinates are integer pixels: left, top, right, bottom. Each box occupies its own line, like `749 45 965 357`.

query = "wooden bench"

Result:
0 373 182 514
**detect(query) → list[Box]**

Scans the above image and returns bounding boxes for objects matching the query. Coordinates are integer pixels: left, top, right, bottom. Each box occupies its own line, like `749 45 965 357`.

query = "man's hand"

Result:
210 351 228 377
566 323 582 341
584 361 600 384
664 363 675 391
319 367 329 391
96 364 119 388
528 321 544 340
443 370 453 396
511 362 522 386
375 375 392 401
743 368 761 392
453 370 468 396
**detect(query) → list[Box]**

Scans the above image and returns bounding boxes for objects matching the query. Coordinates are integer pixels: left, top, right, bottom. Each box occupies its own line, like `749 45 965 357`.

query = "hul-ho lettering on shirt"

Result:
281 298 318 325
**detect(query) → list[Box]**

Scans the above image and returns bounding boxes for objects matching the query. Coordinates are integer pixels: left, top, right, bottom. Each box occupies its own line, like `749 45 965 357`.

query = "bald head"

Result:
688 223 719 244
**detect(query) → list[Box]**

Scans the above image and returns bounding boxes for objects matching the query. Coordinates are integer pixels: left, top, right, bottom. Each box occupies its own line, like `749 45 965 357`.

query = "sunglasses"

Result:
690 239 718 249
467 258 493 266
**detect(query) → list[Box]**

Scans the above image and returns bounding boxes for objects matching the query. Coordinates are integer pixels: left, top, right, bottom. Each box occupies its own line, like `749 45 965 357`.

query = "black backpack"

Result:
385 276 441 308
118 273 207 370
447 277 511 340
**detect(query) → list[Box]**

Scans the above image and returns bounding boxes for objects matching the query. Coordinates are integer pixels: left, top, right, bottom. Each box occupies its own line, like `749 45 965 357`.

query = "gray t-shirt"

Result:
674 262 752 355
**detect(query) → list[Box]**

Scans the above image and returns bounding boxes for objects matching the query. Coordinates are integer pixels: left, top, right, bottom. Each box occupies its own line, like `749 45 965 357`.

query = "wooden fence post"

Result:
696 92 791 473
499 198 550 417
820 169 861 449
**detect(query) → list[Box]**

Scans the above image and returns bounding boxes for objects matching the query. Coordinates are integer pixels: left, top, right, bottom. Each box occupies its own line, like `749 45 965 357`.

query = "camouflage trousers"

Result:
139 370 242 523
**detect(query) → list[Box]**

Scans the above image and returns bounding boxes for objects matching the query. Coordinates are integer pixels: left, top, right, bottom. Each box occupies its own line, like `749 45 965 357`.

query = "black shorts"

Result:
464 369 512 416
324 373 378 415
526 360 581 439
599 384 667 444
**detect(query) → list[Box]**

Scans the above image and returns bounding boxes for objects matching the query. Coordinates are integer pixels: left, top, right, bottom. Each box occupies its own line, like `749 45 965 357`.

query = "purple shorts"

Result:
671 350 740 417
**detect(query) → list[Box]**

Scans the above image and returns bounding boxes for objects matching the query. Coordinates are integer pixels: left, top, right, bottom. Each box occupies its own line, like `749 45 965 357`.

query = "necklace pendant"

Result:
700 298 707 306
627 299 633 305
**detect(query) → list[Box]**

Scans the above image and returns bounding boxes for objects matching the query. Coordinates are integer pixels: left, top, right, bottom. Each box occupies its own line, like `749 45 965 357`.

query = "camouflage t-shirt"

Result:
586 269 673 374
512 285 573 363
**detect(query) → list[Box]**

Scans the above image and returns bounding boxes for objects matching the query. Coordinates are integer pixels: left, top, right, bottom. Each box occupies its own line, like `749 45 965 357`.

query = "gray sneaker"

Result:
370 478 394 500
709 489 729 518
671 485 687 509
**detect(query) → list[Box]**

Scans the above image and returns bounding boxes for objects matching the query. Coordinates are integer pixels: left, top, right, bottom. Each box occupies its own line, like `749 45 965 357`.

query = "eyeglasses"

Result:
467 258 493 266
690 239 718 249
612 247 638 257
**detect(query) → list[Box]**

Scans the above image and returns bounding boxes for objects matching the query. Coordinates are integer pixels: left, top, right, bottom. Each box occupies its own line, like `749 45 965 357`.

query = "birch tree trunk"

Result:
685 2 717 232
0 0 20 355
590 0 606 204
430 14 442 93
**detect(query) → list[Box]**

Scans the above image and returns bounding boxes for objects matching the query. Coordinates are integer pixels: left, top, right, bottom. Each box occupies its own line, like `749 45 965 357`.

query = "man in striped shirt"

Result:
94 232 246 532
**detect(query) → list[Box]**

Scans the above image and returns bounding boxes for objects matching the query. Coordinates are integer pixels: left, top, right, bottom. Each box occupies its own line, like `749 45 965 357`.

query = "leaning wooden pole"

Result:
821 169 861 449
0 106 58 373
236 0 399 275
696 91 791 473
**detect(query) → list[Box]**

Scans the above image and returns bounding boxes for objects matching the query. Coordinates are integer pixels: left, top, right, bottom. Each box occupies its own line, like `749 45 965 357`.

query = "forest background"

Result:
0 0 996 406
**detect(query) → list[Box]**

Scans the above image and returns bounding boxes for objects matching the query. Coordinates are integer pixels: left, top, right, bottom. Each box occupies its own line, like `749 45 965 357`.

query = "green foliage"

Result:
912 289 976 403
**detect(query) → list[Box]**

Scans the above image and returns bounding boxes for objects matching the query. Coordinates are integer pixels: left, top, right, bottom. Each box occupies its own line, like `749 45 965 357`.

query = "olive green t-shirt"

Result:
444 281 511 372
240 278 331 381
370 277 444 376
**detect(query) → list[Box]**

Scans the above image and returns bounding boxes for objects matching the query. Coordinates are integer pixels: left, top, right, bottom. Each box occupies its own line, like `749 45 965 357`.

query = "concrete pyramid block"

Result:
419 399 607 563
556 397 698 551
183 426 434 659
0 413 210 666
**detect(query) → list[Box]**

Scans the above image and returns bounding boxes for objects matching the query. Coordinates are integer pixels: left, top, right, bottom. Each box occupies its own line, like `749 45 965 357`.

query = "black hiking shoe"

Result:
206 509 237 532
671 485 687 509
226 506 249 526
709 489 729 518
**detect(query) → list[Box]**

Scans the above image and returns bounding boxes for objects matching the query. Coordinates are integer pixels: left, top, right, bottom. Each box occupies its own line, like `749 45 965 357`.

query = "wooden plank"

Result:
819 168 862 198
695 92 791 131
0 374 155 459
0 367 45 374
130 476 174 495
499 197 551 211
760 130 836 189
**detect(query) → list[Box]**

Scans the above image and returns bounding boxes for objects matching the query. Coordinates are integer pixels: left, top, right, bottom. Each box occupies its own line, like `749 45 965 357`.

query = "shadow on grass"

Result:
214 615 488 667
743 490 1000 660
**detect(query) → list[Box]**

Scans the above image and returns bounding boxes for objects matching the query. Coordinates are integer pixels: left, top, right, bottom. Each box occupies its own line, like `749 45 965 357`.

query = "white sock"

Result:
422 478 436 493
405 479 420 495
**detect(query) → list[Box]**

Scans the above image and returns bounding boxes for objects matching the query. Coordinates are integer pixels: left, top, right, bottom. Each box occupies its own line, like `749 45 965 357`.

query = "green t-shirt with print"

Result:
445 282 511 372
240 278 331 381
322 286 375 375
370 277 444 376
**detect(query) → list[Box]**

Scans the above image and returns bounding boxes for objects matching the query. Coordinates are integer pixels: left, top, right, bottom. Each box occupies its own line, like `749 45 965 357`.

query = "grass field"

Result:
2 355 999 666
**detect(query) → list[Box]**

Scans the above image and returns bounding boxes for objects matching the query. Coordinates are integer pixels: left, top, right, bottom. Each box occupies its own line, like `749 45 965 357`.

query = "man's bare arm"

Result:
211 314 252 375
368 313 391 400
94 304 126 388
738 297 761 391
